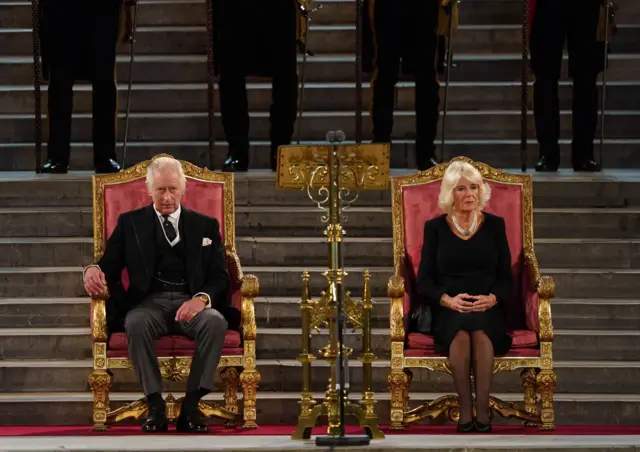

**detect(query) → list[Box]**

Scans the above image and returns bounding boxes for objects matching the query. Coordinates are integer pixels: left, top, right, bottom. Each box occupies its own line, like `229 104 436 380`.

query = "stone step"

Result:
5 81 640 115
2 172 640 208
1 326 639 361
3 24 639 56
2 265 640 298
2 53 639 85
3 110 639 144
2 236 640 270
1 296 639 331
5 139 640 172
2 0 638 28
0 391 638 425
1 359 639 395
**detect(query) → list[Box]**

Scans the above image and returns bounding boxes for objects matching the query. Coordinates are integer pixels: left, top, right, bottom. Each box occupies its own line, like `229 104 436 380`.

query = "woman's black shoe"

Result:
456 421 475 433
473 418 492 433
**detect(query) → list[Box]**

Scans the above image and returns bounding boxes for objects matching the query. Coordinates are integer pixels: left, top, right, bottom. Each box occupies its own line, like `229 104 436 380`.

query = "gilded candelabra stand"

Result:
275 132 390 443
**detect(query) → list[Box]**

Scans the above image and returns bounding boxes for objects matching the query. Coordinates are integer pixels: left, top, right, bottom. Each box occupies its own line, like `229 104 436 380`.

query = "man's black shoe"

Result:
222 152 249 172
39 159 68 174
573 159 601 172
176 410 209 433
95 159 121 174
535 155 559 172
142 404 168 433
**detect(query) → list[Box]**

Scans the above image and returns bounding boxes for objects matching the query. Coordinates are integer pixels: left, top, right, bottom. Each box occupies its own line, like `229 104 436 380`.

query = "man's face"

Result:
149 169 184 215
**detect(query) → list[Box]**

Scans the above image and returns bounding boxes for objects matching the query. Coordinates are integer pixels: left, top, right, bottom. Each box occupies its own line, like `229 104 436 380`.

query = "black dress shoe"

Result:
456 421 475 433
473 418 492 433
95 159 121 174
573 159 601 172
176 410 208 433
222 152 249 172
39 159 68 174
535 155 559 172
142 405 168 433
417 156 438 171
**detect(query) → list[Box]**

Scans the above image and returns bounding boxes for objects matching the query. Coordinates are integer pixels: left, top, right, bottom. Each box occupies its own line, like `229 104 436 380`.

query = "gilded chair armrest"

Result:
241 274 259 342
525 252 555 299
525 252 555 342
91 298 108 343
388 274 405 342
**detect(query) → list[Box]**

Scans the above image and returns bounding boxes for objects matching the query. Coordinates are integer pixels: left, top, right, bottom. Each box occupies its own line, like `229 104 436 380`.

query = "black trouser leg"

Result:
90 2 120 167
413 0 440 167
269 70 298 170
46 64 74 167
567 0 602 164
219 70 250 166
369 0 400 144
530 0 567 163
92 78 118 167
268 1 298 169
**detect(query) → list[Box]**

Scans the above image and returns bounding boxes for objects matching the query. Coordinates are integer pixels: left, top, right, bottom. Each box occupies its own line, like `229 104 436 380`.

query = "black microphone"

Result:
326 130 337 143
334 130 346 143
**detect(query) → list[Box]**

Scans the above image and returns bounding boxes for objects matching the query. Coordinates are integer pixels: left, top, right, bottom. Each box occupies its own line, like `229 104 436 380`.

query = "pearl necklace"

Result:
452 212 477 237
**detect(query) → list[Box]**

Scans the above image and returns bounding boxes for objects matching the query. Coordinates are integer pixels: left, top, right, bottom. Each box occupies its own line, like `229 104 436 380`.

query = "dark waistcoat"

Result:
154 217 187 284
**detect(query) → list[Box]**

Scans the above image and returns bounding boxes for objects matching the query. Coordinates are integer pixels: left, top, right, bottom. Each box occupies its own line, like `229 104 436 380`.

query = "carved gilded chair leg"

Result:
220 367 240 428
521 368 539 427
88 370 113 431
239 369 261 429
387 370 409 430
403 369 413 410
536 369 557 430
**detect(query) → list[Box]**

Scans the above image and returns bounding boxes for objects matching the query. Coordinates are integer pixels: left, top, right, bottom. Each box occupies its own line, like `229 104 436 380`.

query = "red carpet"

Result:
1 425 640 436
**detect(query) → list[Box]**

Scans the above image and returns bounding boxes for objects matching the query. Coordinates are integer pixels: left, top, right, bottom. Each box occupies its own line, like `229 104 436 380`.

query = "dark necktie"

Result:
162 215 177 242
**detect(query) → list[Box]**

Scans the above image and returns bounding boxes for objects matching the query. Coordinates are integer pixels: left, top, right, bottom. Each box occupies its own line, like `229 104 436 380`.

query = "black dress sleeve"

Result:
416 219 447 306
489 216 513 306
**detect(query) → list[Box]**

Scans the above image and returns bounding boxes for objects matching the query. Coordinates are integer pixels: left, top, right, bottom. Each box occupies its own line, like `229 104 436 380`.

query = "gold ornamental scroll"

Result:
276 140 389 441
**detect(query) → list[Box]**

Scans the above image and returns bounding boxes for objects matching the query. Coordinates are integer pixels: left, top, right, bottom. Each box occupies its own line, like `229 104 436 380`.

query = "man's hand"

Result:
470 294 497 312
84 266 107 296
175 297 207 323
442 293 474 313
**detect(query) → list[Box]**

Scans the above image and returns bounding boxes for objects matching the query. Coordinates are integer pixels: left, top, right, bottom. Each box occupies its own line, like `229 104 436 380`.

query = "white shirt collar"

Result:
153 205 181 221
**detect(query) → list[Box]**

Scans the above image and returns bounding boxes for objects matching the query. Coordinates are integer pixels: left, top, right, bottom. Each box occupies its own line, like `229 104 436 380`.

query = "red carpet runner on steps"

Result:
1 425 640 436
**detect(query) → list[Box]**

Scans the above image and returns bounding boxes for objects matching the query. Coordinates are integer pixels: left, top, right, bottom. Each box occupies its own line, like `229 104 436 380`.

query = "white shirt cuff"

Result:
194 292 211 308
83 264 101 279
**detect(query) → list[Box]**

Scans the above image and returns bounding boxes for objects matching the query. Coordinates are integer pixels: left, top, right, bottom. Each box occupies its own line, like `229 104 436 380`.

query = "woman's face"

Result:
452 177 480 213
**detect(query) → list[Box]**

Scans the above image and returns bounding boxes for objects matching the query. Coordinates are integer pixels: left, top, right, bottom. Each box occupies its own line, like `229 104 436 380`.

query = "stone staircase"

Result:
0 0 639 170
1 171 640 425
1 0 640 427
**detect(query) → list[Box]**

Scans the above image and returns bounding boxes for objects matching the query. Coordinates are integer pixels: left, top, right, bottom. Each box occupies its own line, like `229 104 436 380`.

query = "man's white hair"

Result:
145 156 186 191
438 161 491 214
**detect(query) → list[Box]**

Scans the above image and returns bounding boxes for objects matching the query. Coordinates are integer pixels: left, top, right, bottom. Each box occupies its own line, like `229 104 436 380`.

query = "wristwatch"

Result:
197 294 209 305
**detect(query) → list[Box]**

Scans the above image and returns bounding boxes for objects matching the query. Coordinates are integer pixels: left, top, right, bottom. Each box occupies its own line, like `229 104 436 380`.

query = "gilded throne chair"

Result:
387 157 556 431
88 155 260 431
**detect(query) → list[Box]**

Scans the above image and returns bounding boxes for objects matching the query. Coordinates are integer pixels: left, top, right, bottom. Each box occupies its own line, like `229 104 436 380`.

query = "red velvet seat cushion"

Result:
106 331 243 358
405 330 539 358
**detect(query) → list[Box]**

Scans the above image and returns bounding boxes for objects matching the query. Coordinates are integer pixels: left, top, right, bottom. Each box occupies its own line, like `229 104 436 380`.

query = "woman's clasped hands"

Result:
441 293 497 313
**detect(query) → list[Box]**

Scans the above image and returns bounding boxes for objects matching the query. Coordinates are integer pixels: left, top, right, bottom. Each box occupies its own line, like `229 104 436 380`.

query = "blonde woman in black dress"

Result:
416 161 513 433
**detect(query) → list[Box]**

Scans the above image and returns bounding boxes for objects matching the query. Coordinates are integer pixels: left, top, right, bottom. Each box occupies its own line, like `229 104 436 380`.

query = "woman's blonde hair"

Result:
437 161 491 214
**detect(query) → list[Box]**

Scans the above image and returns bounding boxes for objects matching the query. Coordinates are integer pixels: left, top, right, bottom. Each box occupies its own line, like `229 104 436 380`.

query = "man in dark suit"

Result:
83 156 229 433
210 0 299 172
39 0 124 174
361 0 442 171
529 0 604 172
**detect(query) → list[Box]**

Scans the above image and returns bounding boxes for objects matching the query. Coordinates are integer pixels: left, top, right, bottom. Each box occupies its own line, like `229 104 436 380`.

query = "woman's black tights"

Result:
448 330 495 424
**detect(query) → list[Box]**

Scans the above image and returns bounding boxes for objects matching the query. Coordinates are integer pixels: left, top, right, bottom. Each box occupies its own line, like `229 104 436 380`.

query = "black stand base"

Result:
315 435 371 447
